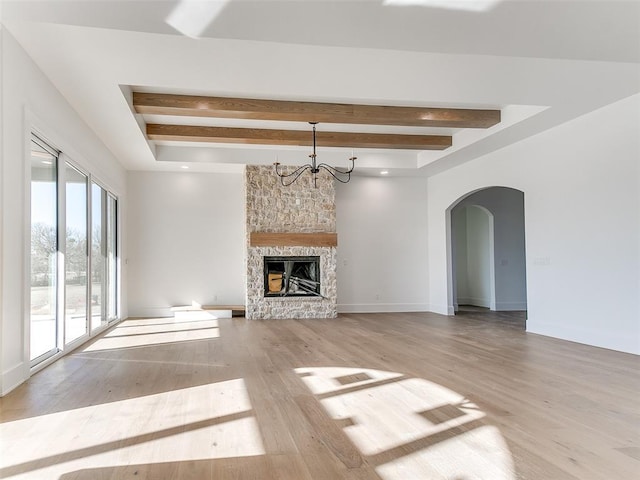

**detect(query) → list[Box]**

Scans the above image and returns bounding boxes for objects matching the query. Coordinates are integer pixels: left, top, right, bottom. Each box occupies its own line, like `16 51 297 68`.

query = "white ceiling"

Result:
2 0 639 175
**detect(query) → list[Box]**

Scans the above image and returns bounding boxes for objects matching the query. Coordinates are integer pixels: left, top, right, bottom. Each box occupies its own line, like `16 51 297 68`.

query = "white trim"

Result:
337 303 430 314
57 149 67 353
457 296 492 309
114 193 122 322
426 303 452 316
127 307 174 319
495 302 527 311
1 362 29 396
527 322 639 356
23 115 34 369
108 192 120 323
0 25 3 395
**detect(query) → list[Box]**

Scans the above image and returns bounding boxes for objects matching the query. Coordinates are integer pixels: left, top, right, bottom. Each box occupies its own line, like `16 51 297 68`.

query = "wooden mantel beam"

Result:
147 124 452 150
134 92 500 129
250 232 338 247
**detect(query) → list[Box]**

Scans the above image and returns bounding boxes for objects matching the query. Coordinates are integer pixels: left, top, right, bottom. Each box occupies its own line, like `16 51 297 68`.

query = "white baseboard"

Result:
337 303 429 314
527 320 640 355
129 307 233 320
2 317 127 397
495 301 527 311
2 362 28 396
457 297 491 308
425 304 452 316
127 307 174 319
174 310 232 320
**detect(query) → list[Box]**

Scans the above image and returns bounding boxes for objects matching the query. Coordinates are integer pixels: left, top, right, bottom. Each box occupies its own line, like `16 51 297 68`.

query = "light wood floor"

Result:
1 311 638 479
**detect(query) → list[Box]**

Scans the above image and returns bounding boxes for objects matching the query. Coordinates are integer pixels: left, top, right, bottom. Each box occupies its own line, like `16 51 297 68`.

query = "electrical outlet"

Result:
534 257 551 266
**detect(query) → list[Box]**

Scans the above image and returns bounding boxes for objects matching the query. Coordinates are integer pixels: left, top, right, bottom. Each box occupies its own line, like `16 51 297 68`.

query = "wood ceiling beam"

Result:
146 124 452 150
135 92 500 129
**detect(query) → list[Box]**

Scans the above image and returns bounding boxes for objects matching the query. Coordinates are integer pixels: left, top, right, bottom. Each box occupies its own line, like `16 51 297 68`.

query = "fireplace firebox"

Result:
264 256 321 297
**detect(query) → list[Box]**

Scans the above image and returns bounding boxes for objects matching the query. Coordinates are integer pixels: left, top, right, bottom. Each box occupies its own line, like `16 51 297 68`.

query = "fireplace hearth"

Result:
264 256 321 297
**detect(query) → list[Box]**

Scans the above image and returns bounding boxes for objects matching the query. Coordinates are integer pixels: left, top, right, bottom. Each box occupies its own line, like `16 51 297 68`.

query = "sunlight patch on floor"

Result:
83 317 220 352
322 377 485 456
0 379 264 479
376 425 514 480
296 366 403 395
104 318 219 337
296 366 514 480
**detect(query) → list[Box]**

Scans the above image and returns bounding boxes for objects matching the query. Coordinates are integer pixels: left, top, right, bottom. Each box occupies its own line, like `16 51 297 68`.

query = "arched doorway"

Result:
447 187 527 315
451 204 496 311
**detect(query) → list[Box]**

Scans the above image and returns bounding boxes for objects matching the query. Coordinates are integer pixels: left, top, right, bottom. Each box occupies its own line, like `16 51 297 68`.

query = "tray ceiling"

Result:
2 0 638 175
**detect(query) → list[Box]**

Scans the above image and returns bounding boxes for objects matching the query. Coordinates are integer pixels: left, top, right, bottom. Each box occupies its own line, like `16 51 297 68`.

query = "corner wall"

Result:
336 176 430 313
126 171 245 318
427 94 640 354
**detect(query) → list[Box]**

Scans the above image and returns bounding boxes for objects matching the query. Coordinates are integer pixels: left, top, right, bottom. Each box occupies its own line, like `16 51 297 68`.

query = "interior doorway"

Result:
448 187 527 316
451 205 495 311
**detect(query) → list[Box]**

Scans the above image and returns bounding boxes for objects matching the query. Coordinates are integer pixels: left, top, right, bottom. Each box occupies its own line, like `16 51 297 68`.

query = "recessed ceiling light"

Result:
383 0 501 12
380 170 389 175
181 165 189 169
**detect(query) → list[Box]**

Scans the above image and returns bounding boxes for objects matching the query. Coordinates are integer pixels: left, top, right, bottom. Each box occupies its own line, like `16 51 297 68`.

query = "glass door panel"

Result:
107 194 118 322
30 138 59 362
65 164 88 344
91 183 107 331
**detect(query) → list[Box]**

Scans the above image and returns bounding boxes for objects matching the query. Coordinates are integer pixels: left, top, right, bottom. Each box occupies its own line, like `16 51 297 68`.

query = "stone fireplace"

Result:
245 165 337 319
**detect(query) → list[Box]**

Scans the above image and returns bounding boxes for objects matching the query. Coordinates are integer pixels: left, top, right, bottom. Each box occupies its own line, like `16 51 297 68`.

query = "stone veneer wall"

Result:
245 165 337 319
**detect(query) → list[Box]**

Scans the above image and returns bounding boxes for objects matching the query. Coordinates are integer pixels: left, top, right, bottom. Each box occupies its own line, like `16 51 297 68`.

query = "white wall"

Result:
0 20 5 399
0 29 127 394
336 176 429 312
126 171 245 317
428 94 640 354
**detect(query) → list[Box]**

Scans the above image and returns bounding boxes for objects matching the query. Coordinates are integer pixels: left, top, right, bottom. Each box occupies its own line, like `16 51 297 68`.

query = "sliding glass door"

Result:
30 138 59 363
107 194 118 322
30 133 119 366
91 183 108 331
65 164 89 344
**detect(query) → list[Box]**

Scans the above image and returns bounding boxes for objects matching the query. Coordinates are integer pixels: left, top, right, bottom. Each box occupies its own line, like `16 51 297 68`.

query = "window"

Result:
91 183 107 331
107 194 118 322
30 136 59 363
29 134 119 366
65 164 89 344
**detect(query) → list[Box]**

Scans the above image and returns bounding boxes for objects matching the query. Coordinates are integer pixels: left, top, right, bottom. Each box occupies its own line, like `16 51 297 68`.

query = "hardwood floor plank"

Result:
1 311 638 480
294 393 364 469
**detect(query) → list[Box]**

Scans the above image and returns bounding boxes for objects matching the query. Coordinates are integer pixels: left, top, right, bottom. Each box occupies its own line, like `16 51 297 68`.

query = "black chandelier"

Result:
274 122 356 187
